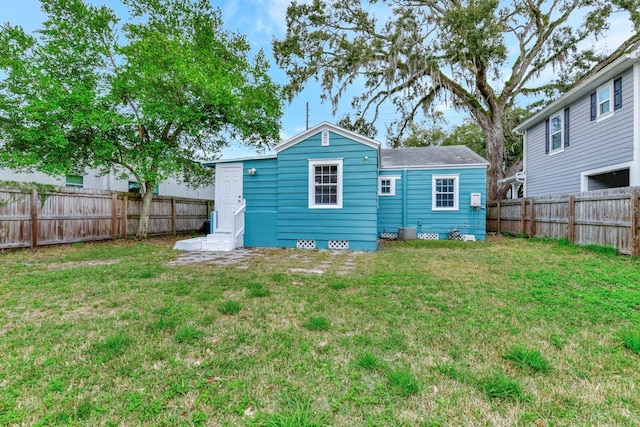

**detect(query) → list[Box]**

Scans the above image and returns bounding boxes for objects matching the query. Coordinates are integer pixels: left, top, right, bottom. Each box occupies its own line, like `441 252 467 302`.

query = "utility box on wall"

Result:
470 193 481 207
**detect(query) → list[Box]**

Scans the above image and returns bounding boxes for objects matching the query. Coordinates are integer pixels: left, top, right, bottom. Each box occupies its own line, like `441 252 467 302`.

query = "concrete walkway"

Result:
168 247 363 276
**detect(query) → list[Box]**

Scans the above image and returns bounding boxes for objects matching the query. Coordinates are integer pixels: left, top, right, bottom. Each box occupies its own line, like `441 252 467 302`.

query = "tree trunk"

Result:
136 183 154 240
482 120 505 202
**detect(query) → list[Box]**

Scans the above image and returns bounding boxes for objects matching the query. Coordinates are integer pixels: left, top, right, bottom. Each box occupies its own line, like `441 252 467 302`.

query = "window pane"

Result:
600 100 610 115
599 87 610 103
65 175 83 187
551 115 562 133
552 133 562 150
435 178 455 208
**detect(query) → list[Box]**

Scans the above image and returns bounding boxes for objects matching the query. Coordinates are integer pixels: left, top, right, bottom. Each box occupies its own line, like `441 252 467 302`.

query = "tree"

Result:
0 0 283 238
337 113 378 138
273 0 639 200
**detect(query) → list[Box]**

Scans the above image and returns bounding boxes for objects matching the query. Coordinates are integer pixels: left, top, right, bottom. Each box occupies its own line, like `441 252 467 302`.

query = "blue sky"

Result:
1 0 635 158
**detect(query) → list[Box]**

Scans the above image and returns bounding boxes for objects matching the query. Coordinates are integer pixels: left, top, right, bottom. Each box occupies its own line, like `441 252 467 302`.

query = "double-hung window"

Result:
309 159 343 208
432 175 459 211
597 82 612 118
549 111 564 152
591 77 622 121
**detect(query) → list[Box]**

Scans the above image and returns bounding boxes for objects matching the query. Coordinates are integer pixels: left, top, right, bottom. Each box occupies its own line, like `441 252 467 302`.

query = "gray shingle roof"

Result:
380 146 488 168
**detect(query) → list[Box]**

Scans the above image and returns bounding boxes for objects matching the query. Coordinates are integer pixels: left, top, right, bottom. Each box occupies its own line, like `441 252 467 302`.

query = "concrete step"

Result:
173 233 235 251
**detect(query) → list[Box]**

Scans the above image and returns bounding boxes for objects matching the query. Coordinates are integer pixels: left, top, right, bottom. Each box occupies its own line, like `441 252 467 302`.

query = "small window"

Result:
308 159 343 209
432 175 459 211
597 82 612 118
378 176 399 196
549 111 563 152
65 175 84 188
129 181 159 195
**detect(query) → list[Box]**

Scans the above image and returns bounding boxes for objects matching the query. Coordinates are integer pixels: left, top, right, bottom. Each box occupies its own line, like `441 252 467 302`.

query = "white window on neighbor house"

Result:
432 175 459 211
378 176 400 196
65 175 84 188
597 81 613 118
549 110 564 153
308 159 343 208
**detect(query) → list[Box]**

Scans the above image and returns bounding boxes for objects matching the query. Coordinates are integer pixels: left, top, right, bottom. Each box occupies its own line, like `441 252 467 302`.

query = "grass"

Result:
217 299 241 315
478 372 529 402
302 316 331 331
503 346 551 373
620 328 640 354
1 235 640 425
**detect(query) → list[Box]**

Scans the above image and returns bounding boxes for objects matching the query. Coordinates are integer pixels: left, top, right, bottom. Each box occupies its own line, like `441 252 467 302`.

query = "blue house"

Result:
175 122 488 251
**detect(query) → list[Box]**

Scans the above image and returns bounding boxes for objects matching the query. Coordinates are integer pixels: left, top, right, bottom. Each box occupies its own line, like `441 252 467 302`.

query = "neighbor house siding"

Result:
377 167 487 240
276 131 379 250
243 158 278 247
525 68 635 196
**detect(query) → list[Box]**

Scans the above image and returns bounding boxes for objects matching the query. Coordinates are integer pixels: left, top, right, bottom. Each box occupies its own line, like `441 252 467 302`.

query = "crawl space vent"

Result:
418 233 440 240
296 239 316 249
328 240 349 250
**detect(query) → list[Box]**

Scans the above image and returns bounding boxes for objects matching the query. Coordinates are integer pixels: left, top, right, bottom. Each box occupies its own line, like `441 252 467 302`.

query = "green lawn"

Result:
1 236 639 425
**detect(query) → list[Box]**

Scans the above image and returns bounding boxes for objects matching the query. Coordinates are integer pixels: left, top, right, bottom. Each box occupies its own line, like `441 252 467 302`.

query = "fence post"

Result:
568 195 576 243
30 188 38 251
110 194 117 240
497 201 501 233
122 195 128 239
529 199 536 237
171 198 176 236
631 190 639 256
520 199 527 236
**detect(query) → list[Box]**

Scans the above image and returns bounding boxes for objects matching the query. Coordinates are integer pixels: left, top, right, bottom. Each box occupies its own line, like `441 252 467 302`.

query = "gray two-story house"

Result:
513 43 640 197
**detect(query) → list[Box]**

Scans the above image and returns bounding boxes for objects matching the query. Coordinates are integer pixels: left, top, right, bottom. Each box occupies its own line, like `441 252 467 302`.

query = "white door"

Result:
214 163 243 233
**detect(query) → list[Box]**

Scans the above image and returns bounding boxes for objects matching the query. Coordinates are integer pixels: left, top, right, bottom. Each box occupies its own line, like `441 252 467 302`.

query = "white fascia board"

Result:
202 154 277 167
275 121 381 152
380 163 489 170
515 49 640 133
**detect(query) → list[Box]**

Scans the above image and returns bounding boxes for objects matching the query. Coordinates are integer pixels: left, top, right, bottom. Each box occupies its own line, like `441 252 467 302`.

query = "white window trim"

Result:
596 80 614 122
378 176 400 196
432 174 459 211
580 161 632 192
549 110 564 155
308 159 343 209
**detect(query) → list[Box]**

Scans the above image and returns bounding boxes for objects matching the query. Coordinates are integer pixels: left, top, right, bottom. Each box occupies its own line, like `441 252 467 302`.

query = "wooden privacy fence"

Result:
487 187 640 255
0 185 212 250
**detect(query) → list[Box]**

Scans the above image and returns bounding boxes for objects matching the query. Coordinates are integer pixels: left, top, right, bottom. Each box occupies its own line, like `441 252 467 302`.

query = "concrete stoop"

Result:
173 233 235 251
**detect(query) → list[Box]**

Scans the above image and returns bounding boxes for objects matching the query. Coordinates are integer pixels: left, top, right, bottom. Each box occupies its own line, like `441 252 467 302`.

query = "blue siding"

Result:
276 131 379 250
243 158 278 247
377 167 487 240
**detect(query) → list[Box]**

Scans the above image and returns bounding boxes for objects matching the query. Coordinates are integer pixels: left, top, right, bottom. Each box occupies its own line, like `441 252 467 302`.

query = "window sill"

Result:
596 111 615 123
308 205 343 209
548 148 564 157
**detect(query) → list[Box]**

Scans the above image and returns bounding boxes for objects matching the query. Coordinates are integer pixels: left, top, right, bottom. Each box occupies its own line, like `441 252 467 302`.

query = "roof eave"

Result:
275 122 381 152
380 162 489 170
202 154 277 167
514 49 640 133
